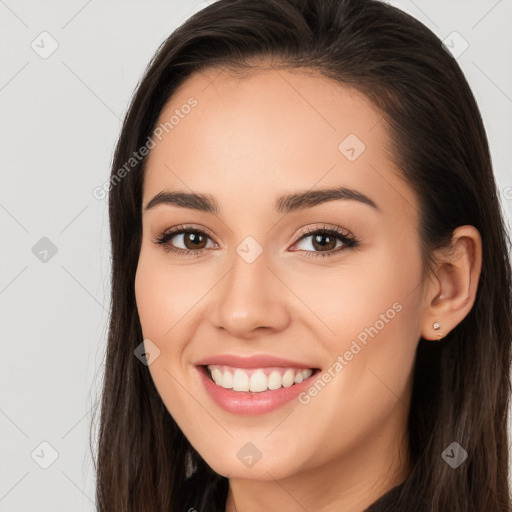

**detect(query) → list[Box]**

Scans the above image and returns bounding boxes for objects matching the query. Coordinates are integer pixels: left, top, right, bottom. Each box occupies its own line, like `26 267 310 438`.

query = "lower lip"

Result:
197 366 318 416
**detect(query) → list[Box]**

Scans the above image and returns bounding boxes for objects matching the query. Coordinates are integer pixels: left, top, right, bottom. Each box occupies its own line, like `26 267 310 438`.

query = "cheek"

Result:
135 255 203 436
295 244 422 423
134 250 201 340
294 241 423 352
304 248 422 442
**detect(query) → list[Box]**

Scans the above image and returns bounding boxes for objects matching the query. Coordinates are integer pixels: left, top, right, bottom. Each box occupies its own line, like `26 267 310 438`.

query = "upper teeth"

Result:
207 365 313 392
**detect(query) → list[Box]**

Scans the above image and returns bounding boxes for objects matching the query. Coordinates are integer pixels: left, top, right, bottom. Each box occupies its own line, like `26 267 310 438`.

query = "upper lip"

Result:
194 354 317 369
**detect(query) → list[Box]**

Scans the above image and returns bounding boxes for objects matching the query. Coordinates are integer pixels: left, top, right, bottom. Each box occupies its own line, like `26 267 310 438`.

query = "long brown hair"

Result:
92 0 512 510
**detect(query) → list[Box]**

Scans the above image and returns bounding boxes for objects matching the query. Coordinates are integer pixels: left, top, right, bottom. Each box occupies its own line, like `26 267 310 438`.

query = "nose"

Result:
210 246 291 339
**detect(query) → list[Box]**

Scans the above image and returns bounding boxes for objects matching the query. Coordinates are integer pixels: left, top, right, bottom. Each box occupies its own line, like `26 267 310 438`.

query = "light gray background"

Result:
1 1 511 510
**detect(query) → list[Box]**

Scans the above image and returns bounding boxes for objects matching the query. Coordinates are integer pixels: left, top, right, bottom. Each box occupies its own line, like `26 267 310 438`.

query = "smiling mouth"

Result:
202 364 320 393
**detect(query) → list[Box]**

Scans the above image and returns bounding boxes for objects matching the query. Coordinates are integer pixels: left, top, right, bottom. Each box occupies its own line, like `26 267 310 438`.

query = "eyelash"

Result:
152 224 359 259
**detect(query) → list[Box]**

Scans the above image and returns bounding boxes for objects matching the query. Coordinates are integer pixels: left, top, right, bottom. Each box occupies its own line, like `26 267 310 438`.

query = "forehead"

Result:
142 67 415 218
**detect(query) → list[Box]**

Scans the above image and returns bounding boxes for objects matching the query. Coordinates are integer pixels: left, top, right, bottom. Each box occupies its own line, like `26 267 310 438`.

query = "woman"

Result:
93 0 512 510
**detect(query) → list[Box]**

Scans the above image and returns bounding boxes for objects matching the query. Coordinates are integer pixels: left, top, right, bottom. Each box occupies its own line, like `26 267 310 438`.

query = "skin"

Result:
134 66 482 512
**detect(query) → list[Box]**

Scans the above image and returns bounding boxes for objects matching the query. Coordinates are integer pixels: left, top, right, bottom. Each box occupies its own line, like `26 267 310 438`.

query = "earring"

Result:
433 321 443 340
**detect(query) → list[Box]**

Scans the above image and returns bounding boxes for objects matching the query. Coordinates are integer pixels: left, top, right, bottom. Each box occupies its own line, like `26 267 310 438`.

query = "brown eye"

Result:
153 226 217 256
181 231 208 250
310 232 338 251
291 227 357 258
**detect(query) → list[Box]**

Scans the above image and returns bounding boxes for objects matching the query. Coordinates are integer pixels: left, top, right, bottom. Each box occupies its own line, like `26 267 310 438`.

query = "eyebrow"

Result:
144 186 379 214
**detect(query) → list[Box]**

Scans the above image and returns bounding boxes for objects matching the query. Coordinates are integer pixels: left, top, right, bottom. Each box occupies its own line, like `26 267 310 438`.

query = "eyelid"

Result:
156 223 219 244
291 223 354 243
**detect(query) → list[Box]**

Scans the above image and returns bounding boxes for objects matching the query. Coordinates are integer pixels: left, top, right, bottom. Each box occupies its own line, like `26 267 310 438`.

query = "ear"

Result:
421 225 482 341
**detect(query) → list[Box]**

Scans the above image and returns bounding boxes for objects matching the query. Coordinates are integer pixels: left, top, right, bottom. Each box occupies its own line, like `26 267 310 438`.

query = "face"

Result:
135 67 426 483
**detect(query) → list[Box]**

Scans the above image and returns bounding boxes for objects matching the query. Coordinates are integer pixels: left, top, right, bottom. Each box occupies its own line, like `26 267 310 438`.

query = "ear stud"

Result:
433 321 443 340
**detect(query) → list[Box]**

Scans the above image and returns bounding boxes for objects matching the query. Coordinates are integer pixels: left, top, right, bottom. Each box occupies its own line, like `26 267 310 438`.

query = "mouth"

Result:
200 364 321 393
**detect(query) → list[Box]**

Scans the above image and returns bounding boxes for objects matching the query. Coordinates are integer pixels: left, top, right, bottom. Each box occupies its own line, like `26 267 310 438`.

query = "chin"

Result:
200 447 305 481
